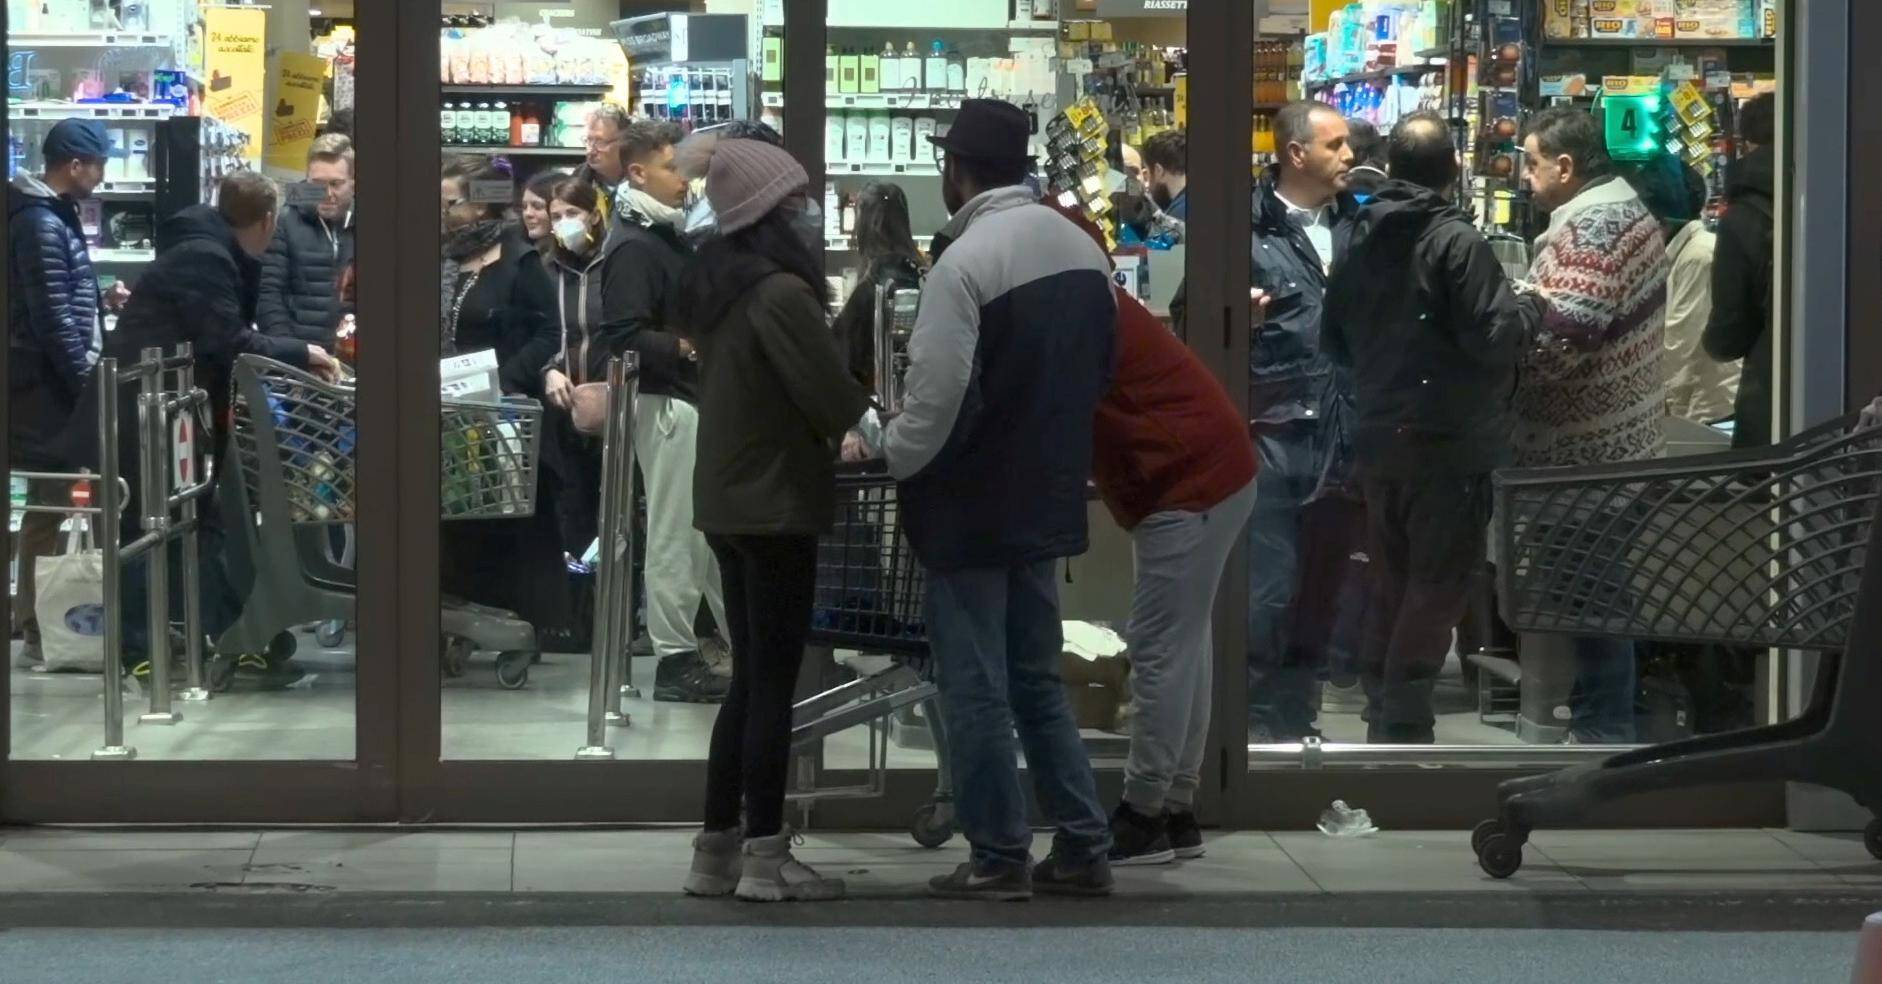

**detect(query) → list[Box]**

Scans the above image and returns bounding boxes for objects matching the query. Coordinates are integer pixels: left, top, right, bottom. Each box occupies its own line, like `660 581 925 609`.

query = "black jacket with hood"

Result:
540 231 612 385
257 203 355 347
64 205 308 516
1703 145 1776 448
599 203 697 402
679 250 869 537
1322 180 1529 478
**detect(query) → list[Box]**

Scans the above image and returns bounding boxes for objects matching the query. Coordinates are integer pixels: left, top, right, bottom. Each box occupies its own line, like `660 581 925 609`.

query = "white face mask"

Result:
553 216 590 251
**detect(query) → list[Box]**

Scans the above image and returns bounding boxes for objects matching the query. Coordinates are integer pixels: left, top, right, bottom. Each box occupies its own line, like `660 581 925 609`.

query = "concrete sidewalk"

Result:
0 826 1877 931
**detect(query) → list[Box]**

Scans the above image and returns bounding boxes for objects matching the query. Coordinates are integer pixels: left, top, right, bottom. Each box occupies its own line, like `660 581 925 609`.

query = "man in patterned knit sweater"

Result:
1517 107 1670 743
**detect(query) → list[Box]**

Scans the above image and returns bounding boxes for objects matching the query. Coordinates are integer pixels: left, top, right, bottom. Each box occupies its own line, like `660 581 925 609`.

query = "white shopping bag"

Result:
35 518 106 672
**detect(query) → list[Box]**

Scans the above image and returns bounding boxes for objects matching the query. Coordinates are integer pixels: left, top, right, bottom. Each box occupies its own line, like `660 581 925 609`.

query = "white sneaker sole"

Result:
1174 844 1206 860
682 872 738 897
735 877 846 902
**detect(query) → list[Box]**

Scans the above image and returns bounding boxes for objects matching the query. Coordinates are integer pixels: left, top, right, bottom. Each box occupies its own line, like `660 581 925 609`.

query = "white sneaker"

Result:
736 829 845 902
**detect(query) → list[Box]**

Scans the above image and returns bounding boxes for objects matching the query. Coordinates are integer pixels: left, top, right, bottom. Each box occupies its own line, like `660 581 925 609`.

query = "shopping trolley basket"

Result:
1471 412 1882 877
217 355 547 689
790 463 956 848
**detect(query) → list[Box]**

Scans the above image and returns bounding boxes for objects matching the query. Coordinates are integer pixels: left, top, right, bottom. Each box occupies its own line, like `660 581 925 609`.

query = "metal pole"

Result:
176 344 209 703
874 278 895 409
93 359 135 760
578 356 630 759
614 356 641 709
137 348 179 725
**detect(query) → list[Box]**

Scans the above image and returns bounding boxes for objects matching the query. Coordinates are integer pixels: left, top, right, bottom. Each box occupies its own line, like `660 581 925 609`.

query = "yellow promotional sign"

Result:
266 51 328 173
203 6 267 163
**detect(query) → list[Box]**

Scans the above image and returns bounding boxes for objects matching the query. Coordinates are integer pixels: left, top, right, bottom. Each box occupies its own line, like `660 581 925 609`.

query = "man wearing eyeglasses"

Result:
576 103 631 226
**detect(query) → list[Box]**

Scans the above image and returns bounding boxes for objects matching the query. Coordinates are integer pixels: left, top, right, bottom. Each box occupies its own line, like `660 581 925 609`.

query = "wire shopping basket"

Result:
1495 413 1881 652
229 356 544 523
810 466 927 654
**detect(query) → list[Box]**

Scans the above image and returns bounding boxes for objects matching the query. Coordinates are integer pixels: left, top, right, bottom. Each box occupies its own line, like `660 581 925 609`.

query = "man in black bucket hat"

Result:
874 98 1121 900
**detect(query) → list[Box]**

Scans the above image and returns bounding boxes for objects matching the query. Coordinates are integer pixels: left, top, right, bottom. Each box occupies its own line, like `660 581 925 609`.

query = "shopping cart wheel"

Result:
1476 833 1523 879
1470 818 1504 856
910 801 955 849
314 619 347 649
1864 818 1882 861
441 636 472 679
495 651 532 690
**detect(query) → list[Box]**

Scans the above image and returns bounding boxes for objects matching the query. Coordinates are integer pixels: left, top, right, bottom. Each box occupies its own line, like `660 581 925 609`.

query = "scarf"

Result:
617 186 685 230
443 218 507 262
439 220 508 356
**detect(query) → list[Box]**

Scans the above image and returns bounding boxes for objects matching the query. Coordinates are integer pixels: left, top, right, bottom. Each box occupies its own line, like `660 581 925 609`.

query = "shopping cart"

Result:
217 354 546 689
1471 411 1882 877
792 462 955 848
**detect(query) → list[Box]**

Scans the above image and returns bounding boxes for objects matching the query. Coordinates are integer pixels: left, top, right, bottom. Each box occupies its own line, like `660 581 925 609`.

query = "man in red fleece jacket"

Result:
1045 203 1258 866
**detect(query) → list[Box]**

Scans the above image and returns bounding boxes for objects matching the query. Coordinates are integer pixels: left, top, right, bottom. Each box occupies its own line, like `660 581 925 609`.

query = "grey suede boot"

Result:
736 829 845 902
682 828 743 897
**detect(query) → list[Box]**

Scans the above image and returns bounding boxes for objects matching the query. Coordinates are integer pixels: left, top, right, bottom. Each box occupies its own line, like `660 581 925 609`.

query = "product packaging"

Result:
825 112 847 163
867 112 892 163
925 43 949 95
913 116 937 154
891 115 914 163
845 112 868 162
861 52 880 94
839 50 860 94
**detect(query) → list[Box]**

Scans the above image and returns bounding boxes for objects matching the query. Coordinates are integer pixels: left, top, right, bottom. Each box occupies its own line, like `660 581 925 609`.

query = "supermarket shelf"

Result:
8 32 169 48
94 178 157 197
826 233 934 252
443 144 587 157
91 248 155 264
8 102 177 120
1541 36 1774 48
829 160 940 176
1304 63 1447 90
763 91 976 111
827 21 1058 32
441 83 615 97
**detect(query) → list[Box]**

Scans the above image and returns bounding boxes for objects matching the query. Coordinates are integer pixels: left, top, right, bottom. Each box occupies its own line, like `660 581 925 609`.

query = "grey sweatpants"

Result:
1122 478 1258 814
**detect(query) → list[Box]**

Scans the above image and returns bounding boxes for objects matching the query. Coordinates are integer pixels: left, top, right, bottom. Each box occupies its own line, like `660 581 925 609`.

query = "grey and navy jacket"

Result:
883 185 1117 573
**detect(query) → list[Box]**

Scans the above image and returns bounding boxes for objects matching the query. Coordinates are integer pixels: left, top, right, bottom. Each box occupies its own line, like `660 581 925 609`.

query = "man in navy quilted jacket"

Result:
7 119 108 665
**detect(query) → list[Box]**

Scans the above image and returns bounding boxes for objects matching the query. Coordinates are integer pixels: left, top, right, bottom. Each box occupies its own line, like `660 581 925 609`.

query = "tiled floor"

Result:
0 826 1872 896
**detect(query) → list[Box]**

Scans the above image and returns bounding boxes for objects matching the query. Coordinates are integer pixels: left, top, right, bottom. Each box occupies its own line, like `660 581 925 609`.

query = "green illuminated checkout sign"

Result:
1602 92 1665 162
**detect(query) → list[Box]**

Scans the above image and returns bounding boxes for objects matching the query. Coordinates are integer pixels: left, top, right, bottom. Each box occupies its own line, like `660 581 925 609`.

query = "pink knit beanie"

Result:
704 138 809 234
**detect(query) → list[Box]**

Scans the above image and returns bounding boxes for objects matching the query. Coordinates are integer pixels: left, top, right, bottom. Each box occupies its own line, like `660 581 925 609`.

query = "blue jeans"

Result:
1246 423 1324 737
1571 636 1637 743
926 560 1111 870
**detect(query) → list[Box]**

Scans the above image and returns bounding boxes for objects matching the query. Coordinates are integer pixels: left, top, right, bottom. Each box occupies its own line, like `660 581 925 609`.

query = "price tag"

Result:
1065 58 1094 75
468 179 513 204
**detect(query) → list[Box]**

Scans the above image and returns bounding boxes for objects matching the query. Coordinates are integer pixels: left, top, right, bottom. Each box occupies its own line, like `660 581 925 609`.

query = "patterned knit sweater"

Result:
1515 176 1669 468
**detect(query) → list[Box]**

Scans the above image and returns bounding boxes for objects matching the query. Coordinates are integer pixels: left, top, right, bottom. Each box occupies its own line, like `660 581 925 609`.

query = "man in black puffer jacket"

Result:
7 119 109 664
77 172 337 688
258 134 355 348
1323 112 1533 742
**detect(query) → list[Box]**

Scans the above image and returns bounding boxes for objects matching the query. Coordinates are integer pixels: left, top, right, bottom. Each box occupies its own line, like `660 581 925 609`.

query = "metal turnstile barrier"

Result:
10 345 216 759
577 354 640 759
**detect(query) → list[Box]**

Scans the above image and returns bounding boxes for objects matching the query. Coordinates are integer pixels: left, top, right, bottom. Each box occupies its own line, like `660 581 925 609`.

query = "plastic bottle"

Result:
903 41 924 91
925 42 948 96
880 42 899 92
1316 800 1379 837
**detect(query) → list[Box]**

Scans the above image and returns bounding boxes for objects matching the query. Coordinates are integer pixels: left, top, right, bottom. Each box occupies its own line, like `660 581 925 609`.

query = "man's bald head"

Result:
1388 111 1459 192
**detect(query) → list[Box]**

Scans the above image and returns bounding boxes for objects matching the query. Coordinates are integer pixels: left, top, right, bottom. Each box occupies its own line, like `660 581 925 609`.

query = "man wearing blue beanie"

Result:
7 119 110 665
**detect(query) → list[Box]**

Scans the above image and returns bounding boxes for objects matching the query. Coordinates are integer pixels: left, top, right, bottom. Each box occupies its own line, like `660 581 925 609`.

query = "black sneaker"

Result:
1107 803 1174 866
927 861 1032 901
1166 808 1205 860
1032 852 1114 897
654 651 729 704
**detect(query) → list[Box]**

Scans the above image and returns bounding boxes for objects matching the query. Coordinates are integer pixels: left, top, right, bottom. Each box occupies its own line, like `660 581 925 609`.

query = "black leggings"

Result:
703 532 818 838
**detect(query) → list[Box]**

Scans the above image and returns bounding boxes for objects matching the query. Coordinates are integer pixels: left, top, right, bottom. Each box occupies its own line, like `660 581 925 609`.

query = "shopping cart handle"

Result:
834 459 892 478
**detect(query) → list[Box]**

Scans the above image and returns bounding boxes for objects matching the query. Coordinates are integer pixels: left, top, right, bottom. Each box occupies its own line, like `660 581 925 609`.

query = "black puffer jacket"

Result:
7 172 101 467
1703 146 1776 448
1322 181 1531 478
1248 167 1363 426
257 204 354 348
